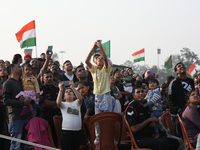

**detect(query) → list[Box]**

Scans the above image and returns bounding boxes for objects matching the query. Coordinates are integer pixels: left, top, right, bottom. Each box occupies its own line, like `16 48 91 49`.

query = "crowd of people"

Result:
0 41 200 150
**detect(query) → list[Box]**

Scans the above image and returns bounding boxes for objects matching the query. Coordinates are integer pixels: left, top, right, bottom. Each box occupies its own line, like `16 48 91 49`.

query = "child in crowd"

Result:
56 81 83 150
16 64 40 116
122 70 133 93
21 53 31 68
77 81 95 118
85 41 112 144
110 75 122 113
143 78 162 137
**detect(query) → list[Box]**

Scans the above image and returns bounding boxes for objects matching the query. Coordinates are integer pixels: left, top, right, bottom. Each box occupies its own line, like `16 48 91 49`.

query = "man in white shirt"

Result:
61 60 79 83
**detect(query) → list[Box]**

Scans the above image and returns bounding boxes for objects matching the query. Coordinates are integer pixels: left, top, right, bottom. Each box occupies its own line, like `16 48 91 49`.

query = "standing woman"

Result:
182 90 200 149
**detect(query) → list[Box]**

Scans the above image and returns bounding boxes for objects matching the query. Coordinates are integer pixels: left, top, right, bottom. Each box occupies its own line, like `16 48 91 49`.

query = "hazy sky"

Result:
1 0 200 69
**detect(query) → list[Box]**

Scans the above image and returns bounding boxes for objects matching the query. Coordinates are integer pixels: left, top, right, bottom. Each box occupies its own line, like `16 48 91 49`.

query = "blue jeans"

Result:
95 92 112 114
151 110 162 134
95 92 112 138
32 103 40 117
171 116 183 138
8 119 30 150
150 110 162 118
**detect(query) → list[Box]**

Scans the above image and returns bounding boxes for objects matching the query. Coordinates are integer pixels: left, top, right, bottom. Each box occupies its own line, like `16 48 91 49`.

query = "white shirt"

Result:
64 73 74 81
60 100 82 131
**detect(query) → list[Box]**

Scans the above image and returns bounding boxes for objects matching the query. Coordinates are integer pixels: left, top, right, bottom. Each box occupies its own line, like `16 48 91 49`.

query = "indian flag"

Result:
132 48 145 63
187 62 196 78
15 20 36 48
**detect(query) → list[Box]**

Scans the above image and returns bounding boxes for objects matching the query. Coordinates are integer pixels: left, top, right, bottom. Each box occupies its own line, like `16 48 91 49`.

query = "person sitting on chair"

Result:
182 90 200 149
125 84 179 150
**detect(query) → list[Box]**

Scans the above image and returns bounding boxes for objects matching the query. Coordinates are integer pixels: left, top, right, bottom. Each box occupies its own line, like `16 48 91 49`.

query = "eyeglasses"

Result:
136 90 144 94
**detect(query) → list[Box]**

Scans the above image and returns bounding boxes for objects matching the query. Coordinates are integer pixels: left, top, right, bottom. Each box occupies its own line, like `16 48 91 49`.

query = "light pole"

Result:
157 48 161 80
59 51 66 65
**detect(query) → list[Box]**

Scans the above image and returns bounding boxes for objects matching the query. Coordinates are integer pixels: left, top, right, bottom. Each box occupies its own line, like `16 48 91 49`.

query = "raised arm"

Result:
39 49 53 74
70 81 83 105
85 42 98 69
96 41 108 68
56 82 64 108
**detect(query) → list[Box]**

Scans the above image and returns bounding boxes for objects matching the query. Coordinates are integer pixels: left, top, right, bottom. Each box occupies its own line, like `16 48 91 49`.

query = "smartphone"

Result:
63 81 70 87
94 49 100 53
48 45 53 53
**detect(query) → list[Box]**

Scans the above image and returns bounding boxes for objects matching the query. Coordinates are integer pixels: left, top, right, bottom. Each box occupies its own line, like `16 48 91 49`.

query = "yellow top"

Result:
22 75 40 93
89 64 112 95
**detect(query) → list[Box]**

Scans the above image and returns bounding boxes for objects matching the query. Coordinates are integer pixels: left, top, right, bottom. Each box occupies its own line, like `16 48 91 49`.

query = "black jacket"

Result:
168 77 194 115
61 73 79 83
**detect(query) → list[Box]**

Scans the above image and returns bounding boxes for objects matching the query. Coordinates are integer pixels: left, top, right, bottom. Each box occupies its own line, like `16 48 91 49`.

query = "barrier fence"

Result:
0 134 60 150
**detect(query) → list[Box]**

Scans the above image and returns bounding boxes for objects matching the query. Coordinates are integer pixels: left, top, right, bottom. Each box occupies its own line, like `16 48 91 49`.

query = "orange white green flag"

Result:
15 20 36 48
187 62 196 78
132 48 145 63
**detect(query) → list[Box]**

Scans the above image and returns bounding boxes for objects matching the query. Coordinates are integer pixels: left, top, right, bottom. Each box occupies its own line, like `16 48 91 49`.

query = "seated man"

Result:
125 85 179 150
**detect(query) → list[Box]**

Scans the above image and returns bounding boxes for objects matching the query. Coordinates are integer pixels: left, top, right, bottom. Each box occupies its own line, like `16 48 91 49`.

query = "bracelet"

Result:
60 90 64 93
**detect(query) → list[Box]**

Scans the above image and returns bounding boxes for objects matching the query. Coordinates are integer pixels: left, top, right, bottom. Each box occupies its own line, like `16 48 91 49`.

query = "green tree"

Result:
171 47 200 71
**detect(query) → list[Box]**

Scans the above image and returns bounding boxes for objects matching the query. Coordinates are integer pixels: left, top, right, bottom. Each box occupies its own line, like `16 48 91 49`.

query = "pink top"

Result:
25 117 52 150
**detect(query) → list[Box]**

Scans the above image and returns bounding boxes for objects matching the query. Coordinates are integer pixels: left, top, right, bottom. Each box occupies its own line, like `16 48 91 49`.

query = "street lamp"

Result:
59 51 66 65
157 48 161 80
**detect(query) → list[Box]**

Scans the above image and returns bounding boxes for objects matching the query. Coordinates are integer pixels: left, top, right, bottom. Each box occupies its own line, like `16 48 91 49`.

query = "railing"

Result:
0 134 60 150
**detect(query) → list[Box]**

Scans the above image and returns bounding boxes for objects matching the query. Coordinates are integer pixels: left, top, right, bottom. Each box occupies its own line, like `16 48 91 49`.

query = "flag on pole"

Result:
15 20 36 48
187 62 196 78
95 40 110 58
132 48 145 62
164 55 172 69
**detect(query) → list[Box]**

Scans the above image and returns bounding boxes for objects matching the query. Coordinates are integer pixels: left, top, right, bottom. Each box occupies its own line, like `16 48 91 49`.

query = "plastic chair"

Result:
177 114 195 150
161 112 175 135
89 112 122 150
53 115 62 149
124 116 152 150
116 113 131 149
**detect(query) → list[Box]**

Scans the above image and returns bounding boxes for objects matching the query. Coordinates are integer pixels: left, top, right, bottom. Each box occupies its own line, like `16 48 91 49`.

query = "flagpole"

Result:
157 48 161 80
35 20 37 58
144 48 145 66
171 55 173 76
35 46 38 58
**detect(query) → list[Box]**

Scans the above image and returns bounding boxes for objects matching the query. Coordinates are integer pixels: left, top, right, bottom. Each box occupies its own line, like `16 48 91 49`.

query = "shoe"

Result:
94 137 99 145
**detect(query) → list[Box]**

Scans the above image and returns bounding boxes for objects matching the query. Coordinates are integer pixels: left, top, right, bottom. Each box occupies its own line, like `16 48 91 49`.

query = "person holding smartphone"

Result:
56 81 83 150
85 41 113 145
